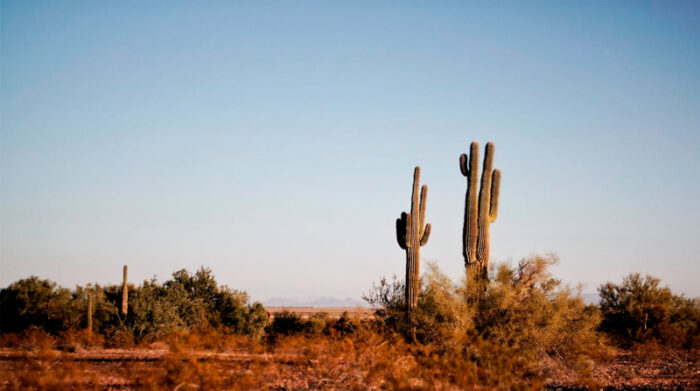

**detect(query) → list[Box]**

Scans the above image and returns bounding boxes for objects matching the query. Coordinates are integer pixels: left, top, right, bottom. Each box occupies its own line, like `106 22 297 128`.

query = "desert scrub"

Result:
599 272 700 348
473 255 603 362
366 254 603 386
0 277 74 333
0 267 269 342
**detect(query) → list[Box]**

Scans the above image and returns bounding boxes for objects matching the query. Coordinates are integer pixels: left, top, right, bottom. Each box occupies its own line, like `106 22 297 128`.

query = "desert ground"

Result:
0 344 697 390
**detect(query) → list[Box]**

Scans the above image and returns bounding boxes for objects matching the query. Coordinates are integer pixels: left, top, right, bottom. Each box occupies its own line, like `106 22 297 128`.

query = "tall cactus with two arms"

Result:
396 167 431 318
460 141 500 280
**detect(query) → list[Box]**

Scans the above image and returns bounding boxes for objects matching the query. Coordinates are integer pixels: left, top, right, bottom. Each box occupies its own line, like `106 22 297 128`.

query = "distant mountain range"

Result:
263 296 368 308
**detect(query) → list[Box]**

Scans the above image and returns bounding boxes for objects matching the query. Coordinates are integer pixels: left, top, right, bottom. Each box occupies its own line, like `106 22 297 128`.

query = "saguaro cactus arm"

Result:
420 223 431 246
419 185 430 238
459 154 468 176
477 142 495 219
489 169 501 222
396 212 409 250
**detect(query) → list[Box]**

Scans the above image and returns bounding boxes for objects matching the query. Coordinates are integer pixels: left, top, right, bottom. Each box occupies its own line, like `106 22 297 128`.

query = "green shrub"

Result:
0 267 268 340
305 312 328 335
599 273 700 348
0 277 73 333
268 311 353 337
270 311 306 335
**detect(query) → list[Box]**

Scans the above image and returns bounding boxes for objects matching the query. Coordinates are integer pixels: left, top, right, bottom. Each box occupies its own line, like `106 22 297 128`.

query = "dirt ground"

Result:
1 346 697 390
542 348 699 391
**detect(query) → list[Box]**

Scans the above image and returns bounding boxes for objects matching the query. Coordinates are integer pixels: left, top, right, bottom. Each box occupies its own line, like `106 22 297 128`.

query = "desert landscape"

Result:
1 253 698 389
2 1 699 390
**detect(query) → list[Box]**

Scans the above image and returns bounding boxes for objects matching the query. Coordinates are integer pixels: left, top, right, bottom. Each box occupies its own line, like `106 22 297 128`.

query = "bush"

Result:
599 273 700 348
269 311 335 336
305 312 328 335
0 277 73 333
365 255 604 387
0 267 269 341
474 255 603 361
363 275 408 335
270 311 306 335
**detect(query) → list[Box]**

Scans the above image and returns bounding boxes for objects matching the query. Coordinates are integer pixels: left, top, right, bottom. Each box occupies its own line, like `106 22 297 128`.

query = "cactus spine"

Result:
87 289 93 336
460 141 501 280
121 265 128 316
396 167 431 325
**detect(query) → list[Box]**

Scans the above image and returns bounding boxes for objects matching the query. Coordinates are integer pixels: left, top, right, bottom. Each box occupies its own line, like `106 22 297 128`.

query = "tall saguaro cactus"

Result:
396 167 432 322
121 265 128 316
460 141 501 281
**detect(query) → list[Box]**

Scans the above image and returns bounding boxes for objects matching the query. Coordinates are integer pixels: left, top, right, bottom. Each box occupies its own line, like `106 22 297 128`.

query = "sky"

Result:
1 1 699 302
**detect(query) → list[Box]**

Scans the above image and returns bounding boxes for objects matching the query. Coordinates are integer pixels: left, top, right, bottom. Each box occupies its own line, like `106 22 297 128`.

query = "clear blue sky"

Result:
2 1 699 301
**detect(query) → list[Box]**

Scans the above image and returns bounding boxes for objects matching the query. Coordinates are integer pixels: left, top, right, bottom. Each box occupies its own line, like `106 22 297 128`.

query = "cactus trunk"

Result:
87 290 93 336
460 142 501 282
121 265 128 316
396 167 431 337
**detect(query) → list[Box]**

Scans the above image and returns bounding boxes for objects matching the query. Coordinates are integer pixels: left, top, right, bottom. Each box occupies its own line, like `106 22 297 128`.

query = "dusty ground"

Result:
0 346 697 390
542 348 699 390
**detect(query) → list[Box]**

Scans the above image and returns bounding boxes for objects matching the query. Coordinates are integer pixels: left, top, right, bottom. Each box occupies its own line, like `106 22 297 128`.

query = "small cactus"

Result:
121 265 128 316
396 167 431 329
460 141 501 281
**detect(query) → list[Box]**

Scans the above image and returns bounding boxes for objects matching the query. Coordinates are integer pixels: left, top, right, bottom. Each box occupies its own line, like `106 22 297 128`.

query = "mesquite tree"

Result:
460 141 501 281
396 166 431 328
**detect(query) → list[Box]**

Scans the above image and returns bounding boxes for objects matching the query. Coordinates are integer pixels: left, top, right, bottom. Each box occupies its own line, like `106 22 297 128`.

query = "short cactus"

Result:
459 141 501 280
396 167 431 321
121 265 128 316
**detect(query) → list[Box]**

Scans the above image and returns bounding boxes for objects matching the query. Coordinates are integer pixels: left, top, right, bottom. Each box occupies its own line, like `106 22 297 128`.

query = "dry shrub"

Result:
10 354 100 391
268 310 364 340
366 255 605 388
161 327 265 353
1 329 102 390
126 330 414 390
104 328 136 348
476 255 604 362
2 325 586 390
133 345 235 391
0 326 56 350
56 329 105 352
